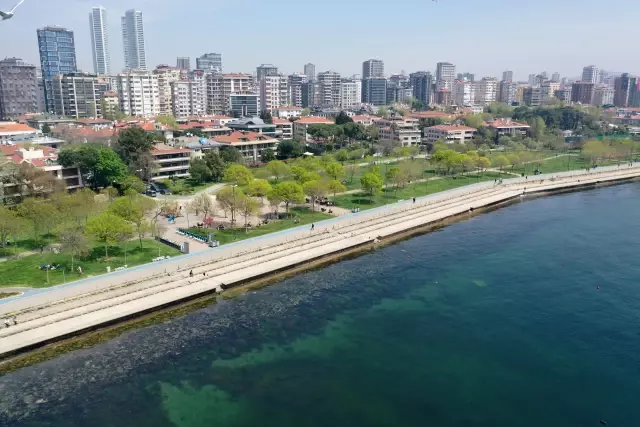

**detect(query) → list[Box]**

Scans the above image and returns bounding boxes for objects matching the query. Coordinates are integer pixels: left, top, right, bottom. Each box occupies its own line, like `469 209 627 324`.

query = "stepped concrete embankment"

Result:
0 164 639 359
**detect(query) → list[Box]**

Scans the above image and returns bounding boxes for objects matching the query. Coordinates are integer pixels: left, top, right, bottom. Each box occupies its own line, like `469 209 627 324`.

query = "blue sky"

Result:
0 0 638 80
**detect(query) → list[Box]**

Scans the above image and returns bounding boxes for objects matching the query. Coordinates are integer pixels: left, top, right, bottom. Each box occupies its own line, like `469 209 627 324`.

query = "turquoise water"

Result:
2 183 640 426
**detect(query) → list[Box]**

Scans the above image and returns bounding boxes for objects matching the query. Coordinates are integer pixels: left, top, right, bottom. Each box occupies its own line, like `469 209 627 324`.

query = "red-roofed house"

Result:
352 116 374 126
151 144 192 181
293 116 334 141
0 122 39 142
486 119 530 136
211 131 279 162
424 125 477 144
272 106 303 119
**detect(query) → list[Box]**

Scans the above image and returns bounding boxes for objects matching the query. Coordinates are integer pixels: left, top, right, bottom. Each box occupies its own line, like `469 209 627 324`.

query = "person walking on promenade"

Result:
413 198 416 203
189 270 193 278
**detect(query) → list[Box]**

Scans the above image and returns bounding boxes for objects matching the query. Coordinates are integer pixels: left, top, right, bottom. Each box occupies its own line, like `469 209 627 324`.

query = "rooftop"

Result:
487 119 530 128
428 125 477 132
213 131 278 144
0 123 38 135
294 116 333 124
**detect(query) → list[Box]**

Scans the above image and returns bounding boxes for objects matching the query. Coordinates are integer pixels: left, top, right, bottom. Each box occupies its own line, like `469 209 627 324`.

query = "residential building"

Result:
153 65 182 116
273 118 293 139
541 80 560 101
256 64 278 81
0 58 38 120
554 87 572 103
89 6 110 75
271 106 302 119
486 118 530 136
613 73 638 107
362 59 384 79
212 131 279 162
453 80 475 106
301 81 321 107
188 69 207 116
227 117 276 137
0 122 39 142
288 73 307 107
362 77 387 106
102 91 119 117
36 69 46 114
121 9 147 71
317 71 341 106
205 73 253 114
436 62 456 91
151 144 191 181
389 74 409 88
502 70 514 82
386 86 412 104
37 26 77 112
592 85 614 106
528 74 537 85
293 116 333 141
523 86 543 107
551 72 561 83
498 81 518 105
581 65 599 84
340 78 361 108
51 72 103 118
304 63 316 81
571 82 595 104
376 117 421 147
171 81 198 118
196 53 222 73
176 57 190 71
434 90 452 106
424 125 476 144
116 70 159 117
409 71 432 104
259 75 289 112
474 77 498 106
229 93 259 118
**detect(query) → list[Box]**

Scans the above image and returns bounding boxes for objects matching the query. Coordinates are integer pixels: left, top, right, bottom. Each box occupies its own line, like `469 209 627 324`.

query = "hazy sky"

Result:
0 0 638 80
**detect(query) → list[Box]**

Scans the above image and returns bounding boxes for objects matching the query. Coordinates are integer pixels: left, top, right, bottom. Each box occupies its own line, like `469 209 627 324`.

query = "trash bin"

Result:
106 266 111 273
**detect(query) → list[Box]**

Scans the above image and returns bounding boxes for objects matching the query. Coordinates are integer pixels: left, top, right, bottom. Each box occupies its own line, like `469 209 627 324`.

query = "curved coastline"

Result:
0 164 639 368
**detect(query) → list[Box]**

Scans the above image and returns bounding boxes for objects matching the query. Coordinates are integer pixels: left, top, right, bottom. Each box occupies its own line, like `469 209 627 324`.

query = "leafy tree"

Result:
411 99 429 112
223 164 253 186
190 193 215 221
528 117 547 139
582 140 608 165
0 206 24 254
324 162 345 181
493 155 510 171
259 110 273 124
463 114 485 129
219 146 244 164
114 127 154 172
156 115 178 128
109 192 157 247
59 144 128 189
303 180 328 212
475 156 491 171
271 181 304 217
484 102 513 118
239 195 260 232
266 189 283 218
41 123 52 135
360 172 384 201
120 175 146 194
349 148 366 162
301 108 312 116
203 151 226 181
247 179 272 202
59 227 90 273
189 158 213 183
277 139 304 159
506 153 521 170
216 186 243 222
335 149 349 164
266 160 290 182
291 165 320 184
364 126 380 142
327 180 346 199
17 199 57 244
260 149 276 163
342 122 364 143
460 154 476 174
85 212 132 258
335 111 354 125
94 149 128 188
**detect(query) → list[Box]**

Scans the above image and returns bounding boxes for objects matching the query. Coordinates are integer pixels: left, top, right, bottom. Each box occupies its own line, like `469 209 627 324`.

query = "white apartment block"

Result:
153 66 182 116
540 81 560 101
581 65 599 85
317 71 341 106
436 62 456 91
206 73 253 115
452 80 475 106
171 82 194 118
592 85 614 106
424 125 476 144
474 77 498 106
189 70 207 116
259 75 289 112
340 79 362 108
498 81 518 104
117 70 159 117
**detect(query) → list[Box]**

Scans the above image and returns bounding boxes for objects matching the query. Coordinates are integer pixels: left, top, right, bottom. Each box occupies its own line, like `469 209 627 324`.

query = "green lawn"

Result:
0 239 182 288
188 208 332 246
0 234 58 257
333 172 509 210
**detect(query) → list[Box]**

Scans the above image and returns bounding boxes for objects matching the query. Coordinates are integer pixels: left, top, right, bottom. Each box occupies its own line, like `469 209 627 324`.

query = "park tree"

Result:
506 153 521 170
191 193 215 222
17 198 58 244
0 206 24 255
247 179 272 202
464 114 485 129
324 162 345 181
109 191 157 247
259 110 273 124
85 212 132 258
59 227 90 273
114 127 154 172
335 111 354 125
303 180 328 212
223 164 253 186
216 186 243 222
266 189 283 218
189 158 213 183
120 175 146 194
220 146 244 164
260 149 276 163
41 123 52 135
266 160 290 182
360 172 384 202
475 156 491 171
291 165 320 185
94 149 128 188
239 195 260 232
203 151 226 181
271 181 305 217
327 179 346 200
461 154 476 174
277 139 304 159
582 140 608 165
493 155 511 171
335 149 349 164
528 117 547 139
364 126 380 142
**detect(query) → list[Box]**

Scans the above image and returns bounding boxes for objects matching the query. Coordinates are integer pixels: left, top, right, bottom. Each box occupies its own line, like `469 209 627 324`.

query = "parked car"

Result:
145 189 157 197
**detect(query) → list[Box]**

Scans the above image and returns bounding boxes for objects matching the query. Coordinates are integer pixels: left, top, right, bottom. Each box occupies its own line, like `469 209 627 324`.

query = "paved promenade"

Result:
0 164 639 358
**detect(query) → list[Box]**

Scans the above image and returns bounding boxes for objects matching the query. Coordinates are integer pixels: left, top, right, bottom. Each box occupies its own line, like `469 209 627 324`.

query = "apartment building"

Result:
37 26 77 112
188 69 207 116
523 86 544 107
153 65 182 116
212 131 279 162
436 62 456 91
102 91 119 117
206 73 253 114
340 79 362 108
51 72 104 119
121 9 147 71
271 106 302 119
424 125 476 144
375 117 421 147
151 144 191 181
474 77 498 106
0 122 39 142
486 118 530 136
288 73 307 107
260 75 289 112
581 65 599 84
273 118 293 139
317 71 341 106
409 71 433 104
571 82 595 105
498 81 518 105
196 53 222 73
117 70 159 117
592 85 614 106
362 77 387 106
362 59 384 80
229 93 259 118
452 80 475 107
293 116 333 141
0 58 39 120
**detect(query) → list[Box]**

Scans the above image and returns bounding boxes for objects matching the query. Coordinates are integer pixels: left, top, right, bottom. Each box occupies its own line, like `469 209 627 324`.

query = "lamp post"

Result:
232 184 238 240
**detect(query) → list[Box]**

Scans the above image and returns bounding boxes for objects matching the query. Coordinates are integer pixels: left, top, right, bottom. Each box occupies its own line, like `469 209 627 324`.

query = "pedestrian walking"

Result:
12 316 17 325
311 223 315 231
189 270 193 277
413 198 416 203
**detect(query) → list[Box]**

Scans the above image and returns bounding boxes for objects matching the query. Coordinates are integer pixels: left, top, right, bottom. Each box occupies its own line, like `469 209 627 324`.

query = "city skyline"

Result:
0 0 637 78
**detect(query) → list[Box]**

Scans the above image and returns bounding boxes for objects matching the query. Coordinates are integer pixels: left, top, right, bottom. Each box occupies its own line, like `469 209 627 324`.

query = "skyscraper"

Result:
317 71 341 106
176 57 191 72
196 53 222 73
304 63 316 81
362 77 387 106
121 9 147 71
613 73 638 107
436 62 455 90
37 26 77 112
409 72 433 104
89 6 110 75
502 70 514 82
551 72 561 83
0 58 39 119
256 64 278 81
362 59 384 80
581 65 599 84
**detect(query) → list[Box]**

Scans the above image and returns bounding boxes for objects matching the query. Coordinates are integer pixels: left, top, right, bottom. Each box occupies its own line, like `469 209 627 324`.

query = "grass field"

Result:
333 171 509 210
188 208 332 246
0 239 182 288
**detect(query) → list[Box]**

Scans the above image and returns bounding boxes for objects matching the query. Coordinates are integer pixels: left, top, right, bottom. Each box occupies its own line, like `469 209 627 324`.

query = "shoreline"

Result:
0 165 639 369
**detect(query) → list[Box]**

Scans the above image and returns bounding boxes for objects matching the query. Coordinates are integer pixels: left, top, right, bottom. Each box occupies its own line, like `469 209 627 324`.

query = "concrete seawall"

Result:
0 164 639 359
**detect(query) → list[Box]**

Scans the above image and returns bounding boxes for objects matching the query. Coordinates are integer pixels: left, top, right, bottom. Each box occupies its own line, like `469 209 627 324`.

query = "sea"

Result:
1 183 640 427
